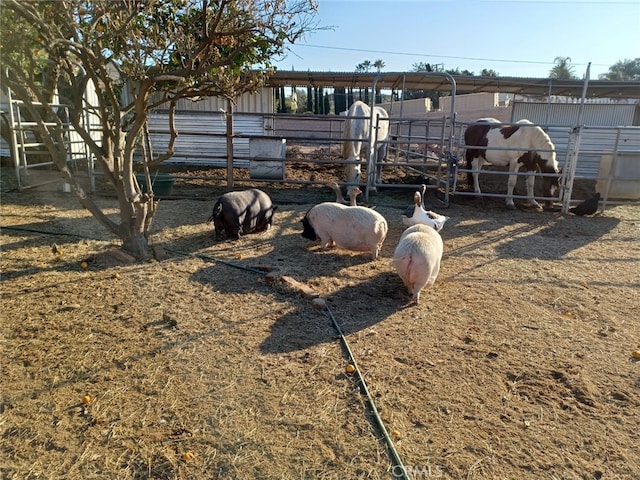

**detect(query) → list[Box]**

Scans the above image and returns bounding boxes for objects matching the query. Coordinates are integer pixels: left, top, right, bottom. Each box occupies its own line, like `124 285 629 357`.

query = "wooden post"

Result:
226 99 234 190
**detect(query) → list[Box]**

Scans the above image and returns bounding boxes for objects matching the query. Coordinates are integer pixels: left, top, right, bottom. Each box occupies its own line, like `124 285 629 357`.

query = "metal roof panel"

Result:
266 71 640 99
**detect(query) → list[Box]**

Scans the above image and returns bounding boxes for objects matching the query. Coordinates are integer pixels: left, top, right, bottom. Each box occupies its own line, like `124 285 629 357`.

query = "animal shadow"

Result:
494 215 620 260
260 271 403 354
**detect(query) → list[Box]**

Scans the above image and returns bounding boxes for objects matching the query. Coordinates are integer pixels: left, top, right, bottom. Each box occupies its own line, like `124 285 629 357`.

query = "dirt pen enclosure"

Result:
1 157 639 480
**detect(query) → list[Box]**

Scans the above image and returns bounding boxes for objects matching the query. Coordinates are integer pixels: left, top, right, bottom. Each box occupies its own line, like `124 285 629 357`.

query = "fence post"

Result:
226 100 234 190
561 126 582 214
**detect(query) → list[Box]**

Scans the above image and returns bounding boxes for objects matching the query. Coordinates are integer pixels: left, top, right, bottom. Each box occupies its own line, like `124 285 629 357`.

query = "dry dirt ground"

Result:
1 160 639 480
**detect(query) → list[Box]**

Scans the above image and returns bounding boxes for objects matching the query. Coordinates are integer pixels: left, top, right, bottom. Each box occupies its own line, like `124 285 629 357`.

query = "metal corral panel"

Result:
547 125 640 177
387 117 450 150
147 112 265 167
512 101 639 127
2 80 101 162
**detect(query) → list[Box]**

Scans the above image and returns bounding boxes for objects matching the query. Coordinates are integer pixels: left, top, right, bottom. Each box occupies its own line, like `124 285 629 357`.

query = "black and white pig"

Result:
208 188 277 240
301 201 387 260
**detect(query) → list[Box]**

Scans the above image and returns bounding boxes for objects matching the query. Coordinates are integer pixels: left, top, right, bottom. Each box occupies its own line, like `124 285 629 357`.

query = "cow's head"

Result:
542 167 562 208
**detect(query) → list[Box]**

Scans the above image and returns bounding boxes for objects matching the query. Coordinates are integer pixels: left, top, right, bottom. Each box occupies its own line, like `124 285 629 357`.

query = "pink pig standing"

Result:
391 224 443 304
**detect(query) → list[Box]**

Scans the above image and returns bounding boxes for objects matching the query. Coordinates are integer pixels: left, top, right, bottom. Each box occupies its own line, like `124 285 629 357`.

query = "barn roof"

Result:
266 71 640 99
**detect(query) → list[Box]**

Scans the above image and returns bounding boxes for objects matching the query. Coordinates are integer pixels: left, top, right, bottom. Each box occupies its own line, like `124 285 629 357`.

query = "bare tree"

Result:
0 0 319 259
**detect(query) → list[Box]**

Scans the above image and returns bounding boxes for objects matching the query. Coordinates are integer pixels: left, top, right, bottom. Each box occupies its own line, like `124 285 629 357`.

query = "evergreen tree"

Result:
598 58 640 80
307 86 313 112
314 87 320 113
334 87 347 115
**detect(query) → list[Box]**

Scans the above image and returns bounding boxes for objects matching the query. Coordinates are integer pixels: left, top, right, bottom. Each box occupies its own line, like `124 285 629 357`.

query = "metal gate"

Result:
6 80 101 191
450 119 640 212
371 114 455 205
8 88 638 211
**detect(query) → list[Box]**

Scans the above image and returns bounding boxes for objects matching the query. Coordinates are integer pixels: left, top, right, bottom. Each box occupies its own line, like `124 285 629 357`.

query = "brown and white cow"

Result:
464 118 560 209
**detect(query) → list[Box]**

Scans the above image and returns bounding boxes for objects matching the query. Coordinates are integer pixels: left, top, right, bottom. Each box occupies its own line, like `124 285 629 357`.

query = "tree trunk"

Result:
55 155 152 261
79 131 157 261
117 190 152 260
122 235 149 259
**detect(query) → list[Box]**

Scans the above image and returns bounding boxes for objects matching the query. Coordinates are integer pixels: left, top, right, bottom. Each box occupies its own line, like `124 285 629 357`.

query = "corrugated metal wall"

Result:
69 78 102 158
512 102 639 127
547 125 640 178
379 93 500 118
146 89 273 167
147 112 265 168
150 87 273 114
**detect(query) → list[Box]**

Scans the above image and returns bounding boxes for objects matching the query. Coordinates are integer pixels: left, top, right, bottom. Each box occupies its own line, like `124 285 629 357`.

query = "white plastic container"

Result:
596 152 640 200
249 137 286 180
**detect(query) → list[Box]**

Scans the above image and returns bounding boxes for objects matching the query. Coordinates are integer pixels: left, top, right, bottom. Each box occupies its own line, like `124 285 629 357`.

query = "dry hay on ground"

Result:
1 170 639 480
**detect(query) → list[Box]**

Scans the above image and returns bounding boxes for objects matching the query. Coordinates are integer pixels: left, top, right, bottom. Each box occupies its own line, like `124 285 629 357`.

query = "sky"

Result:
274 0 640 80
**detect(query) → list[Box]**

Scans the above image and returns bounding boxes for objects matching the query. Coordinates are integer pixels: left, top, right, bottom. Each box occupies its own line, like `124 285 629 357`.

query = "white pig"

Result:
391 224 444 303
301 202 388 260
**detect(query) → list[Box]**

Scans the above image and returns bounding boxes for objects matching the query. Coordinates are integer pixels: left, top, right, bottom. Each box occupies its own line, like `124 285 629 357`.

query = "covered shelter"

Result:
266 71 640 100
267 71 640 208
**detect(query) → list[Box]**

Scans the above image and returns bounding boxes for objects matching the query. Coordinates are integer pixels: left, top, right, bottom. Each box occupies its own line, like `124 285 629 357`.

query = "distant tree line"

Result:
277 86 390 115
550 57 640 80
275 57 640 114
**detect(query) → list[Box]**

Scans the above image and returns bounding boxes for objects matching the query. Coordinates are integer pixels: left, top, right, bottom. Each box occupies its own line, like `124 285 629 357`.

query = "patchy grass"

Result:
1 168 639 479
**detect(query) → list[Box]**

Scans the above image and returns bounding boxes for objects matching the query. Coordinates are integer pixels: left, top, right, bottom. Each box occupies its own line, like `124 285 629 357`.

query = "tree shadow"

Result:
259 271 405 354
493 214 620 260
189 238 407 355
428 197 622 261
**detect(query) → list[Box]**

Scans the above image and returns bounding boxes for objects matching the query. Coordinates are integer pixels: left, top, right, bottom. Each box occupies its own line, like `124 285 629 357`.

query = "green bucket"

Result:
135 172 175 196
